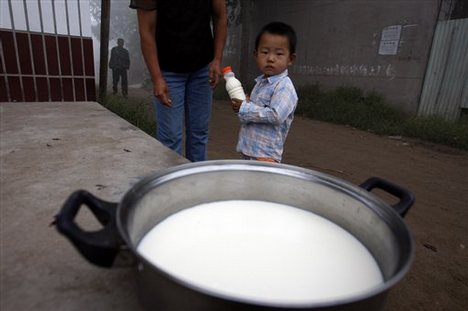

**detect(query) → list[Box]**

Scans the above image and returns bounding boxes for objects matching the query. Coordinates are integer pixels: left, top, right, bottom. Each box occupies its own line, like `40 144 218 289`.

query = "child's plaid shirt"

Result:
236 70 298 162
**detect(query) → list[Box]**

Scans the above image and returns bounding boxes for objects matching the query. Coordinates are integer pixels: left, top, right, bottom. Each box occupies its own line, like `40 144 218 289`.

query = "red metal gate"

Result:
0 0 96 103
0 29 96 102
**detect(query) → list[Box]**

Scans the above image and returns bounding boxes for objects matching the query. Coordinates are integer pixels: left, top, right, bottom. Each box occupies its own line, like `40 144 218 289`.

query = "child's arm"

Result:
238 81 297 124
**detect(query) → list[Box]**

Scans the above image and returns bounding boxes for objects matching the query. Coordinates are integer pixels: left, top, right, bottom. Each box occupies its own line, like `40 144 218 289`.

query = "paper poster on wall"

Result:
379 25 402 55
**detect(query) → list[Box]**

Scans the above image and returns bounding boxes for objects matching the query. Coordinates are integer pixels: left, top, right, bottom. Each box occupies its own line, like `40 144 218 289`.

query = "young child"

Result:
231 21 298 163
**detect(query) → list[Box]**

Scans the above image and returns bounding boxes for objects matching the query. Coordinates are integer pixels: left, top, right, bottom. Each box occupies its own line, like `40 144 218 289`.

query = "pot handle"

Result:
359 177 415 217
54 190 121 267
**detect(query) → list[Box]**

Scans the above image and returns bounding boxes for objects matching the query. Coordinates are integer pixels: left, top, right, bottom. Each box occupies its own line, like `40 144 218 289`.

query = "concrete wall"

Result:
223 0 244 76
226 0 441 114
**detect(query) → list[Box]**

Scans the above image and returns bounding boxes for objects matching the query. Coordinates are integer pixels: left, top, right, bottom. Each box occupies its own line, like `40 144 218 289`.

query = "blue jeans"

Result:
152 65 212 162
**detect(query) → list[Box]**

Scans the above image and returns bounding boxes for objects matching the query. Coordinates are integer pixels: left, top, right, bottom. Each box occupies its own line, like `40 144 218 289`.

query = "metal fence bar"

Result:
0 72 95 79
23 0 39 101
52 0 64 101
64 0 76 102
7 0 24 102
0 40 11 102
37 0 52 101
78 0 88 101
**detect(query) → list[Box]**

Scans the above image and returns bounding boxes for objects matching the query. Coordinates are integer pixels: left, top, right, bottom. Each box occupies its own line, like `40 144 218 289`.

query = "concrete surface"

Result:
0 101 187 310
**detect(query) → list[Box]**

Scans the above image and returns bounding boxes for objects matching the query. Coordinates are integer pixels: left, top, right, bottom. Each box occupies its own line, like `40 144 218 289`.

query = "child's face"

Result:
254 33 295 77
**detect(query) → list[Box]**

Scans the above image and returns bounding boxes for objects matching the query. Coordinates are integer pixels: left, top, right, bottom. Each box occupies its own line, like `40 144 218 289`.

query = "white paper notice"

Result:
379 25 402 55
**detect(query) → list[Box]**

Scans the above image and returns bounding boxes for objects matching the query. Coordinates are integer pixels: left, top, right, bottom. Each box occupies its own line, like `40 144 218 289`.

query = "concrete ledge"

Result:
0 101 187 310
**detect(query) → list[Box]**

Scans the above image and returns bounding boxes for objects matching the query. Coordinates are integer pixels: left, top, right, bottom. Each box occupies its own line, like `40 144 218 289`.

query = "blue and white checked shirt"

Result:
236 70 298 162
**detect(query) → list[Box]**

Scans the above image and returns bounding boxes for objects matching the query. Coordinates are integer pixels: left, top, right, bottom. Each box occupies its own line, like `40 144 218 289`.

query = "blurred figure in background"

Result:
109 38 130 98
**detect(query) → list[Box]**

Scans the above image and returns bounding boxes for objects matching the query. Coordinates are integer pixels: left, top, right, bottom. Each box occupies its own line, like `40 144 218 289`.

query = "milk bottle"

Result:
223 66 246 101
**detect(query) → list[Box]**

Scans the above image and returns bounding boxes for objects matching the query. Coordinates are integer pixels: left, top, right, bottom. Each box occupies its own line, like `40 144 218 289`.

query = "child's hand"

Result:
231 98 243 113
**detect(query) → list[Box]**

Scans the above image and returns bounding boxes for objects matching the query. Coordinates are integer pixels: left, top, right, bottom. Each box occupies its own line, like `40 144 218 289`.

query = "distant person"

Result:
130 0 227 162
231 22 298 163
109 38 130 98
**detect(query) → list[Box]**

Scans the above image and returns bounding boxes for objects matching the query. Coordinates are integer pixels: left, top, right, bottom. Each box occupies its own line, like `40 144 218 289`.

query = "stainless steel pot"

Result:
55 160 415 310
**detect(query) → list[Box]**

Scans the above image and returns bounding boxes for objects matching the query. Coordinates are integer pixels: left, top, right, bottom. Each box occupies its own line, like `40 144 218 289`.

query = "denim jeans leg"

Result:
153 71 187 155
185 66 212 162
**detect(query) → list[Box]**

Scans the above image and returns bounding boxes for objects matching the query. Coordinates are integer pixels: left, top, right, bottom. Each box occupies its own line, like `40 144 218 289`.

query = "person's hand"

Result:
231 98 243 113
208 60 221 88
153 79 172 107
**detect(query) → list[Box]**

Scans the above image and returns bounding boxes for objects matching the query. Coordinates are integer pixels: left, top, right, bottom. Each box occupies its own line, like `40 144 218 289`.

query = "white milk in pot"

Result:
137 200 383 305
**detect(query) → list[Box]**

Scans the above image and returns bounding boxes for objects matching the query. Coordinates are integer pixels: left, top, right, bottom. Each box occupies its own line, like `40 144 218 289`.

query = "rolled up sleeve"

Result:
238 84 297 125
129 0 157 10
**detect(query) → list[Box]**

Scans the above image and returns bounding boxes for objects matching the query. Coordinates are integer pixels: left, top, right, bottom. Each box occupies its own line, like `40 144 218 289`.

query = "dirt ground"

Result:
129 87 467 310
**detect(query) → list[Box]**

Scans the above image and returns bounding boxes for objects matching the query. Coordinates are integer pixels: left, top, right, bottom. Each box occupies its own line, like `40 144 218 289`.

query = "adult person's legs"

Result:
185 65 212 162
121 69 128 98
153 71 187 156
112 69 120 95
152 66 212 162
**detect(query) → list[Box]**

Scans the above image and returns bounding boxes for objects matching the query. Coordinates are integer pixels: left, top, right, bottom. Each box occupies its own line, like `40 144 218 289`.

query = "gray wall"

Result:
225 0 441 114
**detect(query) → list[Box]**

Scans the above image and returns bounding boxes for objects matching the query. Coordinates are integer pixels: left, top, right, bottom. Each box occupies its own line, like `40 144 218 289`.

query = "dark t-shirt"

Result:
130 0 214 73
109 46 130 70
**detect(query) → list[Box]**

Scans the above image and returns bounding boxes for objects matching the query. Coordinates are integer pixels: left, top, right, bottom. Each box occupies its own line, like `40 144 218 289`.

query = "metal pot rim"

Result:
116 160 414 308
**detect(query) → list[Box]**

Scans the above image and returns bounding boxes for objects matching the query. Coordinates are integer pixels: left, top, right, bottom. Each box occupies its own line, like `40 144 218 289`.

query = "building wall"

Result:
228 0 441 114
223 0 244 76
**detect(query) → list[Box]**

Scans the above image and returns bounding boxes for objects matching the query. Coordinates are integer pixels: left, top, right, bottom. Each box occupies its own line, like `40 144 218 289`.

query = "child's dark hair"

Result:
255 22 297 54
